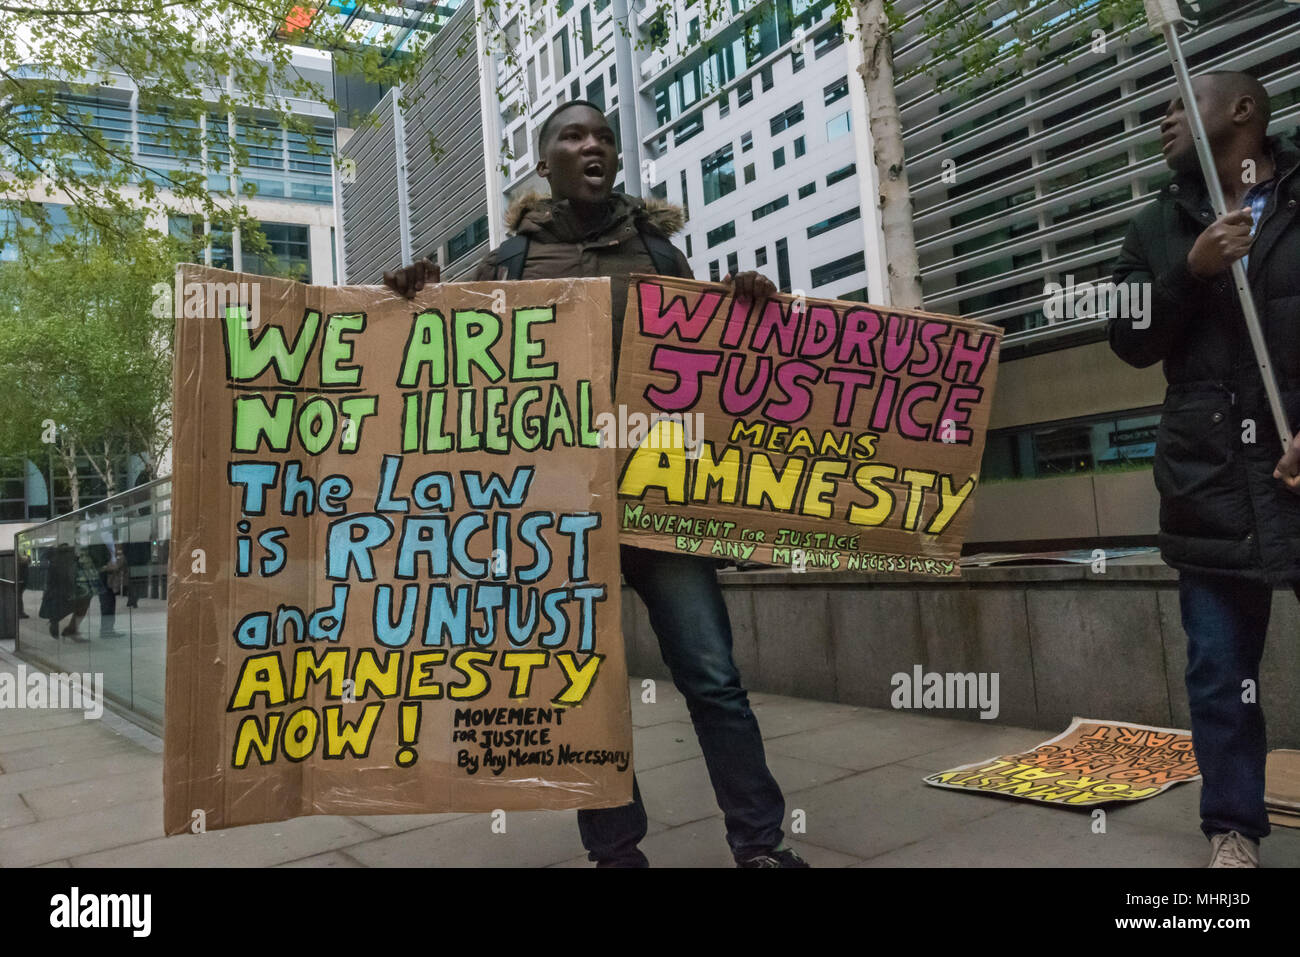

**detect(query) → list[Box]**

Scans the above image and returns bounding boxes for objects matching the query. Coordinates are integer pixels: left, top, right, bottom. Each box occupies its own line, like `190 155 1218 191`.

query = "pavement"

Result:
2 643 1298 869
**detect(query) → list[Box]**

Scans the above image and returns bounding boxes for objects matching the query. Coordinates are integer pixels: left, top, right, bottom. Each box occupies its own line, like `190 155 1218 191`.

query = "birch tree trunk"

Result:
854 0 924 309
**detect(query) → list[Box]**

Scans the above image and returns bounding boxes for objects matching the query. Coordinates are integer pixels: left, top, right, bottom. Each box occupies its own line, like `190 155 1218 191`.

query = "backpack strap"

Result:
495 234 530 281
637 228 686 277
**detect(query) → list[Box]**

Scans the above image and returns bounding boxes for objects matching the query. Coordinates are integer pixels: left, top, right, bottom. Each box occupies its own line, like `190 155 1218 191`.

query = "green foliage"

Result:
826 0 1146 93
0 0 434 243
0 207 179 504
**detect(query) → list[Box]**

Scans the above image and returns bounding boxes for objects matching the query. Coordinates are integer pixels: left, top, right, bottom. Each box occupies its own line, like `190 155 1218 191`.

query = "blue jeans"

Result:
577 545 786 865
1179 571 1292 841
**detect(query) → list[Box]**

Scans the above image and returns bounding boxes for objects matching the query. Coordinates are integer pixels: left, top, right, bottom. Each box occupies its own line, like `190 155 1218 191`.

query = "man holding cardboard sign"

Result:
385 100 805 868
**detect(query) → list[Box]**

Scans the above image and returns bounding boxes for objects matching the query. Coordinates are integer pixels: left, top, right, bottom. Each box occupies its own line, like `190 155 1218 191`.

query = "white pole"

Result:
392 85 413 267
1144 0 1291 451
475 0 506 248
611 0 643 198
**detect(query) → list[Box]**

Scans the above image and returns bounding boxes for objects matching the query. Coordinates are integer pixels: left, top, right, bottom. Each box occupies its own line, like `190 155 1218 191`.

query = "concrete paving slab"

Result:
23 769 160 821
853 797 1300 868
344 810 587 868
275 851 364 868
764 709 994 772
73 814 378 868
0 791 36 828
0 721 130 755
0 751 161 797
343 812 472 836
629 720 702 771
0 735 140 773
778 763 1010 860
896 725 1059 773
0 797 166 868
640 752 857 829
748 694 864 739
629 680 690 728
0 708 94 735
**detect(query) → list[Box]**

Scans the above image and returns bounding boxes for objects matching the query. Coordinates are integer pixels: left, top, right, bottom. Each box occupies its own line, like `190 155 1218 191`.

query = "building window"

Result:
243 222 312 282
740 131 753 152
707 220 736 247
826 163 856 186
769 103 804 136
793 135 806 158
755 247 767 267
982 411 1161 481
752 195 790 220
701 144 737 204
727 251 739 276
680 169 690 221
811 251 865 287
792 48 804 72
737 79 754 106
807 207 861 239
826 111 850 141
743 163 756 184
798 181 816 199
587 76 606 112
674 114 704 145
760 65 773 91
446 217 490 264
709 260 721 281
581 6 594 57
814 25 844 59
824 76 849 106
775 238 791 292
773 147 785 169
685 234 693 257
718 92 730 118
688 16 700 44
553 27 569 76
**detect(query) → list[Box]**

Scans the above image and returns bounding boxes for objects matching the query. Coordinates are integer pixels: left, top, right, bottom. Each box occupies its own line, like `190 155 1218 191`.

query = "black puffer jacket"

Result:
1109 136 1300 582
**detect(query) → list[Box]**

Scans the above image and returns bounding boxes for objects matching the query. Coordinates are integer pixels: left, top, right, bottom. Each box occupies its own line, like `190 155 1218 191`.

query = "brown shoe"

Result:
1209 831 1259 868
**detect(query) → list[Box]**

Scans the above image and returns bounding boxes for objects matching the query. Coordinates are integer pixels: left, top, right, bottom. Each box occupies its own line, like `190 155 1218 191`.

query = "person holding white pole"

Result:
1109 68 1300 868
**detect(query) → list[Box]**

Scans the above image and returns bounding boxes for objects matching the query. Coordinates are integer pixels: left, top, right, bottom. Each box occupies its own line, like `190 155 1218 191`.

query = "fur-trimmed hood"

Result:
504 189 686 238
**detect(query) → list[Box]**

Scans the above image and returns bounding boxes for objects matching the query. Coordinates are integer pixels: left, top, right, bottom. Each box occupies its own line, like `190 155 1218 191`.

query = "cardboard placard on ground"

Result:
924 717 1202 806
164 265 630 835
612 276 1002 577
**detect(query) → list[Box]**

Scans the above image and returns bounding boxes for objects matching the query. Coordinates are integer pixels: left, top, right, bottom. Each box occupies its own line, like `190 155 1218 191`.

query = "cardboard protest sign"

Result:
164 265 630 834
923 717 1201 806
612 276 1001 576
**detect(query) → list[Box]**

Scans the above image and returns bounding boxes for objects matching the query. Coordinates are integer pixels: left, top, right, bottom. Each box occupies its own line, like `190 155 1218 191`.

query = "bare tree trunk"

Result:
85 436 118 499
54 439 80 513
102 437 117 498
855 0 924 309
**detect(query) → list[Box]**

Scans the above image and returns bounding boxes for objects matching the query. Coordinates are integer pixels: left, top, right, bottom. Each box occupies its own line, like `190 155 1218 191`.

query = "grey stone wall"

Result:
622 564 1300 747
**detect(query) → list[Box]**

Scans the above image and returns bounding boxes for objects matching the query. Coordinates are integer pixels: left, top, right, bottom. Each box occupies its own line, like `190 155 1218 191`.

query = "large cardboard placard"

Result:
613 276 1002 576
924 717 1201 806
164 265 630 835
